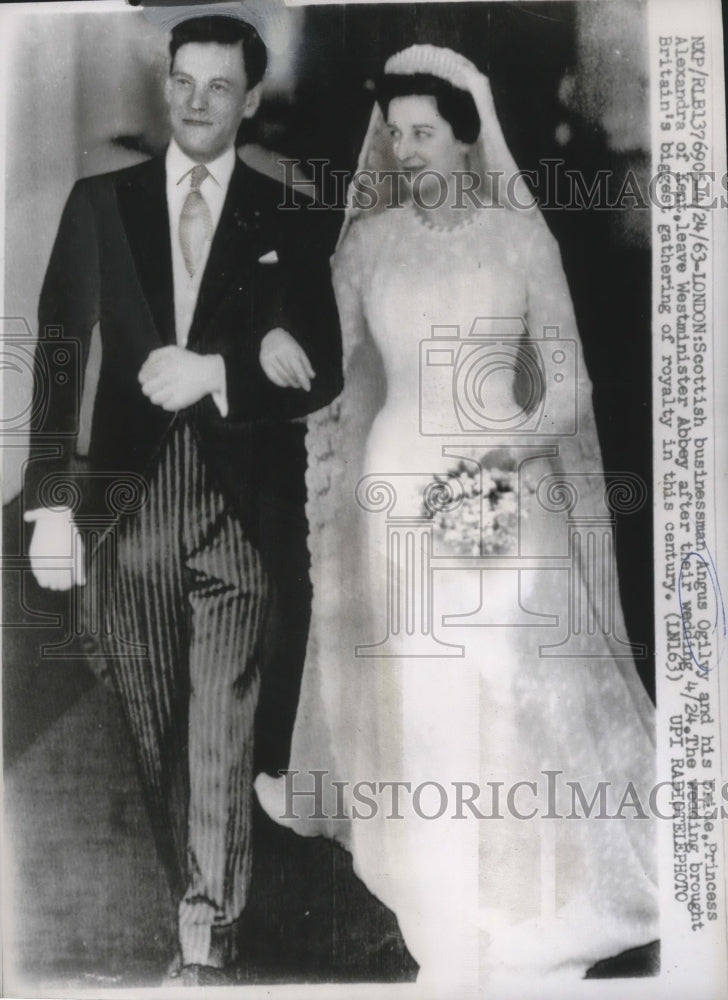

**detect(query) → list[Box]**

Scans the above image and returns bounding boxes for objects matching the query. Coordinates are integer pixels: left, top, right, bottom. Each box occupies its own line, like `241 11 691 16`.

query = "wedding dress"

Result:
257 46 658 988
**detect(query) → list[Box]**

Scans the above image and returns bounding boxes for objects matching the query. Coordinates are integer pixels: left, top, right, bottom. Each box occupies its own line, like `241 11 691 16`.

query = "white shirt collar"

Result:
166 139 237 191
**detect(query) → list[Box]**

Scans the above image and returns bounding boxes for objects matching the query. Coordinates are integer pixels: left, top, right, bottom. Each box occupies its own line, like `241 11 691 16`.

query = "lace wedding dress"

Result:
257 202 659 986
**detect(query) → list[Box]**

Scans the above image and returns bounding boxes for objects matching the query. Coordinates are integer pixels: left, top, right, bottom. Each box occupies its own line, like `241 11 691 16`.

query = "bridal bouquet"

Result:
423 460 532 556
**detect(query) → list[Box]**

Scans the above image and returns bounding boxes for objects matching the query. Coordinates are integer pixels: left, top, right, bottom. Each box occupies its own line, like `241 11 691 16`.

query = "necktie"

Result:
179 164 213 278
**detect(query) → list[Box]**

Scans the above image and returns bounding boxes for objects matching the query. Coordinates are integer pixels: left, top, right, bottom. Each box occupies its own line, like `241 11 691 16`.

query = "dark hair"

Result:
375 73 480 144
169 16 267 88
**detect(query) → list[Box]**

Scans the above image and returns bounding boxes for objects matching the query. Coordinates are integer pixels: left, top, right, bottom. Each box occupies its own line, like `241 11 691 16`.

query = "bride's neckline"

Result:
409 204 480 234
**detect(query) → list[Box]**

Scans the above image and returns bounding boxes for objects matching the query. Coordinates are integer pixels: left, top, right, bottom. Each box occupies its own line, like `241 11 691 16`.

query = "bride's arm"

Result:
307 219 384 531
523 218 606 479
331 221 369 371
331 220 387 427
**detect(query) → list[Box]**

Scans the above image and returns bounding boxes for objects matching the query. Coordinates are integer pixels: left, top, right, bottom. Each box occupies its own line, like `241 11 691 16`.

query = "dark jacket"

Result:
25 153 343 545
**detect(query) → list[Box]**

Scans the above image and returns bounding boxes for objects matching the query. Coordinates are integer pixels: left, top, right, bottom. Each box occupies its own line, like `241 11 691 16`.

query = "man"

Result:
24 15 342 983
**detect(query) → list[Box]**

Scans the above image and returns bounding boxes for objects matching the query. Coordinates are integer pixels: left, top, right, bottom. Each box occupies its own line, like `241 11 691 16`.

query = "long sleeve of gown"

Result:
307 220 386 536
523 219 608 483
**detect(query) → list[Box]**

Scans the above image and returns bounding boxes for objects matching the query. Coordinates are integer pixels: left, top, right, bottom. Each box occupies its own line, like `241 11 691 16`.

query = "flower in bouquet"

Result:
423 459 533 556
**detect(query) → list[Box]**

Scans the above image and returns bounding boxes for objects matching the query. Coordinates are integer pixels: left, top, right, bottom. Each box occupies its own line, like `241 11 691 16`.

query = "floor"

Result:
3 498 658 992
5 680 416 991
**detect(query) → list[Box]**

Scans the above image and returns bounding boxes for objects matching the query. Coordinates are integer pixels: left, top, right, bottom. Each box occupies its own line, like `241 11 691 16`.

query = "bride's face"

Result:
386 94 470 186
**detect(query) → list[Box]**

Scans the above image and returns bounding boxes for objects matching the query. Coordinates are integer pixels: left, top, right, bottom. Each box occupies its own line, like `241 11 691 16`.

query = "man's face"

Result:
165 41 261 162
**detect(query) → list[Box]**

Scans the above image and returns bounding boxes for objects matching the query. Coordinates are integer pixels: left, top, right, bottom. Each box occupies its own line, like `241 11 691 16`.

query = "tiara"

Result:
384 44 481 92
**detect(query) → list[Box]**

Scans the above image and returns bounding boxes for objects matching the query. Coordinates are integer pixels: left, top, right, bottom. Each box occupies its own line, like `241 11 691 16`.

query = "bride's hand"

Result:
259 328 315 391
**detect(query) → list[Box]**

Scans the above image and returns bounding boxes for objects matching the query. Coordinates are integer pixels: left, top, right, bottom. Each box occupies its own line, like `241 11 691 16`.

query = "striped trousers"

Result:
98 421 268 966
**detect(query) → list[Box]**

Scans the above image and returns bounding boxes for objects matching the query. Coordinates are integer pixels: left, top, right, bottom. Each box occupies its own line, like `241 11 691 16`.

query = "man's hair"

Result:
375 73 481 145
169 16 268 88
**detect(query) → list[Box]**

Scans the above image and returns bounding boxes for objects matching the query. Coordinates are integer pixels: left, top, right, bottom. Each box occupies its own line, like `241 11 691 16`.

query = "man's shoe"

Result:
161 920 240 985
161 959 234 987
161 964 234 987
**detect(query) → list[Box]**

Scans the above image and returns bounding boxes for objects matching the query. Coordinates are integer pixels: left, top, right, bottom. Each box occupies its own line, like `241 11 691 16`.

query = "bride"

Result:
257 44 658 987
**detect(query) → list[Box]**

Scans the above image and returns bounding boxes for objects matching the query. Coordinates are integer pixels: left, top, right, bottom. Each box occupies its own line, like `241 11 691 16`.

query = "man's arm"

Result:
203 199 343 425
25 181 99 510
24 180 99 589
270 203 344 415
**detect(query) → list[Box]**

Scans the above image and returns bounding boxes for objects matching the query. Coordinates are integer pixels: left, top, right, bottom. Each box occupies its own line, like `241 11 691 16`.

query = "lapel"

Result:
187 158 265 347
115 157 176 346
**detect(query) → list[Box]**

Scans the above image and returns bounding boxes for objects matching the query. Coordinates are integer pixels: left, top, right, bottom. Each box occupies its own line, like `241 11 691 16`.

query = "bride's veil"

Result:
339 43 539 244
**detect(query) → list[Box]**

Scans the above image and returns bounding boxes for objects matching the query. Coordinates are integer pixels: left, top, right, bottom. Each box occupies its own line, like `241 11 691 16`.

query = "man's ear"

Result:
241 83 263 120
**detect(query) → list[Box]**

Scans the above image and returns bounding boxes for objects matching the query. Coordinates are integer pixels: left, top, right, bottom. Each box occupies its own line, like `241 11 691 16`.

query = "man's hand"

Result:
138 346 225 412
260 328 315 391
24 507 86 591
